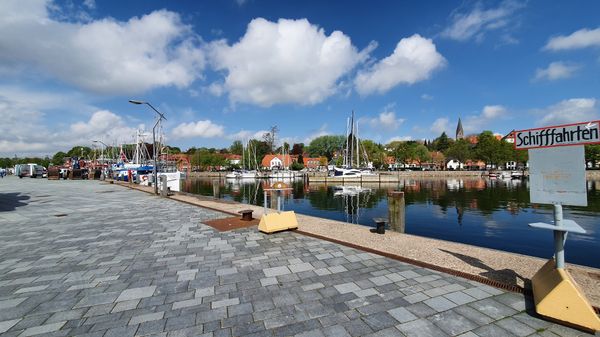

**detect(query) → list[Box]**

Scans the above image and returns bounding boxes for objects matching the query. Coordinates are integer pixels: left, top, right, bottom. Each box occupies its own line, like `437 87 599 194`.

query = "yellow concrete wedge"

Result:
531 259 600 332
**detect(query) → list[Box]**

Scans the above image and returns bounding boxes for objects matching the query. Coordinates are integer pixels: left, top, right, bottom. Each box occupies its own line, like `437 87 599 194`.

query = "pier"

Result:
0 176 598 336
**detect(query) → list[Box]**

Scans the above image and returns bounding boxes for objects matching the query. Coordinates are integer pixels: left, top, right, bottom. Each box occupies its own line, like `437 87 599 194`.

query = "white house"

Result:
446 159 464 170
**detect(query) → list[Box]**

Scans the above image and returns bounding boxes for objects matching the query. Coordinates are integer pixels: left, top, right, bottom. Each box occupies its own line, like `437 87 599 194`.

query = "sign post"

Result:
514 121 600 332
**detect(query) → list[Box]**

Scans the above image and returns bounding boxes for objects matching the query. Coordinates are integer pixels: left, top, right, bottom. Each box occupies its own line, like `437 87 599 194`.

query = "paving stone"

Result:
130 311 165 325
19 321 66 337
388 307 417 323
423 296 457 312
322 324 351 337
495 317 536 336
211 298 240 309
172 298 203 310
334 283 360 294
473 323 516 337
430 310 479 336
468 298 517 320
263 266 291 277
396 318 450 337
0 318 21 333
116 286 157 302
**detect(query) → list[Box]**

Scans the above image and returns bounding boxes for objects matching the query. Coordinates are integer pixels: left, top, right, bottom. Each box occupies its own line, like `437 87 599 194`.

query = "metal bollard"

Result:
372 218 387 234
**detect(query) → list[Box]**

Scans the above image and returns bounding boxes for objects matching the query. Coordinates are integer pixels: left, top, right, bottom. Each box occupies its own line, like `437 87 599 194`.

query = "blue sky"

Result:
1 0 599 156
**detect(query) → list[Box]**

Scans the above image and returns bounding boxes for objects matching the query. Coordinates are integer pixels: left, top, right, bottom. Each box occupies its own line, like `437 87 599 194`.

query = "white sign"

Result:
529 146 587 206
514 121 600 150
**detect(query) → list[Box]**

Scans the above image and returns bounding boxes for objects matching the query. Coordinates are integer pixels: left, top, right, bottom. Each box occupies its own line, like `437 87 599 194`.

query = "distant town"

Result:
2 119 600 174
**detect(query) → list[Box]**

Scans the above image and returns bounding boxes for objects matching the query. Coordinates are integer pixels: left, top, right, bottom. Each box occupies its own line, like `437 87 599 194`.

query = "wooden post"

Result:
388 191 405 233
212 179 220 198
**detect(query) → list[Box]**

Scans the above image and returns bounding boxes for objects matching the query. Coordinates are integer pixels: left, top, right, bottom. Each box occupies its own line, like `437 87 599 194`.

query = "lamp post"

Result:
92 140 108 165
128 100 167 195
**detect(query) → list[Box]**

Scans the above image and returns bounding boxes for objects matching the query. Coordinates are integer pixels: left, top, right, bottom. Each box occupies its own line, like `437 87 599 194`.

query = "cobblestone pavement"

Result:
0 177 594 336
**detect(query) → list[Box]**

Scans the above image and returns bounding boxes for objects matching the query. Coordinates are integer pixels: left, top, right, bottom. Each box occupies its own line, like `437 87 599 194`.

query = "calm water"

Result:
181 177 600 268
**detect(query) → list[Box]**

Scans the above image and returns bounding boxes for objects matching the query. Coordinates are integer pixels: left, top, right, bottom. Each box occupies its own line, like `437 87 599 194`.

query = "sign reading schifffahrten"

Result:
514 121 600 150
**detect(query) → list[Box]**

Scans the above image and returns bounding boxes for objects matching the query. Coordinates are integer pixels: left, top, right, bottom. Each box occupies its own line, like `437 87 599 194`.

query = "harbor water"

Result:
181 176 600 268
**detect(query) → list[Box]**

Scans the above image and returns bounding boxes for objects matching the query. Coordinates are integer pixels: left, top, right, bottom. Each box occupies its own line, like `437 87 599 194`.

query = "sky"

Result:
1 0 599 157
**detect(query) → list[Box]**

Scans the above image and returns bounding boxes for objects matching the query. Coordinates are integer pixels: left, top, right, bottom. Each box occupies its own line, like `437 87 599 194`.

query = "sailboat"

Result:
226 140 258 180
332 111 373 177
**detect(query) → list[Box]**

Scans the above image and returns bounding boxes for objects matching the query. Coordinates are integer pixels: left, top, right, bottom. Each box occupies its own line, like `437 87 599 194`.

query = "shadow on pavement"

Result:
0 192 30 212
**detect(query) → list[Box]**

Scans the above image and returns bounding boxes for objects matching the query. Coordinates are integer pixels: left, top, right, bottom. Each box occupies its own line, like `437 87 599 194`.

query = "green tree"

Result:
474 131 512 168
445 139 472 164
66 146 92 159
392 142 416 165
307 135 346 160
585 145 600 168
413 144 431 165
229 141 243 155
433 132 453 152
52 151 68 166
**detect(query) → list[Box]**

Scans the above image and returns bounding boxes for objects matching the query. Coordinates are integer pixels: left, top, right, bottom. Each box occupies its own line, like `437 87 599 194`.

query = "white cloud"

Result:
362 105 405 131
387 136 412 143
464 105 508 133
421 94 434 100
544 27 600 51
0 0 205 95
83 0 96 10
441 1 524 42
535 98 598 126
430 117 451 135
228 129 268 141
207 82 225 97
354 34 446 95
208 18 367 107
533 62 579 81
172 120 225 138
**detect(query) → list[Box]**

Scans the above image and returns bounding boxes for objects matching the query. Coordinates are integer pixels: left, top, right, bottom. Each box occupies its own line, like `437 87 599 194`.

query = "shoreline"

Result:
114 180 600 310
188 170 600 180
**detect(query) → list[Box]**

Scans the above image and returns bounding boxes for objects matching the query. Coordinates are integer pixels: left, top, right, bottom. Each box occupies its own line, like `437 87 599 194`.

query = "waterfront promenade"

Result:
0 177 596 336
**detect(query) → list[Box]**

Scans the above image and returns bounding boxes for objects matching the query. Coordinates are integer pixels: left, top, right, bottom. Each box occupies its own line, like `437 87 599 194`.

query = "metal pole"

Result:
553 203 565 269
277 190 283 212
263 190 267 215
153 121 158 195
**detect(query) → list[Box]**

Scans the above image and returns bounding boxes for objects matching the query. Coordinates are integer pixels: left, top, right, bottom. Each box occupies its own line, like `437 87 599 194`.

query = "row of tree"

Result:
3 133 600 171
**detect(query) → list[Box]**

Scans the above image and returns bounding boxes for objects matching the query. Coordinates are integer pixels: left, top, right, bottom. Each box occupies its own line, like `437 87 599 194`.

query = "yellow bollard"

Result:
531 259 600 332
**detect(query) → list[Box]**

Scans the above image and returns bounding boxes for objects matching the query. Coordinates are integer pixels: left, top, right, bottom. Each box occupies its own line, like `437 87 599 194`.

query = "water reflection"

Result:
182 176 600 268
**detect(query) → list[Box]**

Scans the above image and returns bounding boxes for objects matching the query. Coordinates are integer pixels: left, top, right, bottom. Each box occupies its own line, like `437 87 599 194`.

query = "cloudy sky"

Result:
1 0 599 157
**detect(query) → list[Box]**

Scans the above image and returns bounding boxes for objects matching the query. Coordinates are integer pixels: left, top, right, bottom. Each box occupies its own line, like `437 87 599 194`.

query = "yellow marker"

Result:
258 211 298 234
531 259 600 332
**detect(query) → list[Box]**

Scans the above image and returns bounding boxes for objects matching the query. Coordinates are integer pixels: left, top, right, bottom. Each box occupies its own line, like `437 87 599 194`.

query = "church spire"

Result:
456 118 464 140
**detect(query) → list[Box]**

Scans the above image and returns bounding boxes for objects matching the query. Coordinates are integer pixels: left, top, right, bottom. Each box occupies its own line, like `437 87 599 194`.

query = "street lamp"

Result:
128 100 167 195
92 140 108 164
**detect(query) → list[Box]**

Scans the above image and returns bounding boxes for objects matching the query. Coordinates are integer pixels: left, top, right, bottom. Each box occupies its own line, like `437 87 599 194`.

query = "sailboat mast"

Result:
350 111 355 168
356 122 359 168
344 117 349 167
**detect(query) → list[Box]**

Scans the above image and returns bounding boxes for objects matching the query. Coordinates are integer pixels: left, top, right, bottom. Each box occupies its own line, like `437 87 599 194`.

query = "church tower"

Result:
456 118 464 140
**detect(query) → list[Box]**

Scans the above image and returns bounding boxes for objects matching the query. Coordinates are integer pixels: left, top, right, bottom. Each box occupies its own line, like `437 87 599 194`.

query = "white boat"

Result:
332 167 362 177
333 185 371 196
511 171 524 179
269 169 297 179
331 111 374 177
226 169 258 179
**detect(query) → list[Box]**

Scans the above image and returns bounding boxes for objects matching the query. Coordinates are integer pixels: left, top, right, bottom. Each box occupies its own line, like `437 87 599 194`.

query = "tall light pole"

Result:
128 100 167 195
92 140 108 165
